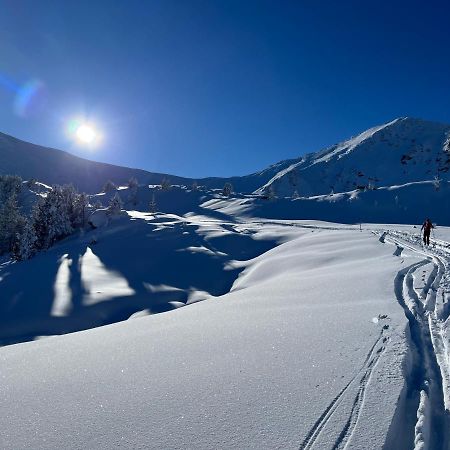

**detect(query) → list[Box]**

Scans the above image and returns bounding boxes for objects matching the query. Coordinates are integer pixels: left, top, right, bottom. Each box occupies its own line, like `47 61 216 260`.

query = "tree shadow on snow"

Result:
0 213 279 346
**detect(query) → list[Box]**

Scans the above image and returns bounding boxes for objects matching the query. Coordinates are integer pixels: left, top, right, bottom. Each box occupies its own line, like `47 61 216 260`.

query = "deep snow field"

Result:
1 188 450 449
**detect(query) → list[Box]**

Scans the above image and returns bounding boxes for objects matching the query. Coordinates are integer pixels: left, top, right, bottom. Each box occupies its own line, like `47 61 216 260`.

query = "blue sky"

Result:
1 0 450 178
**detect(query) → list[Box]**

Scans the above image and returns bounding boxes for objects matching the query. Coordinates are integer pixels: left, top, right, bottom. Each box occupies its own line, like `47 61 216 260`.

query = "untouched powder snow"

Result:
1 222 435 450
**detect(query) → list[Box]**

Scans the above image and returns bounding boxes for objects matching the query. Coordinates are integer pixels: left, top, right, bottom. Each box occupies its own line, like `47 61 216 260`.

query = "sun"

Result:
75 124 97 144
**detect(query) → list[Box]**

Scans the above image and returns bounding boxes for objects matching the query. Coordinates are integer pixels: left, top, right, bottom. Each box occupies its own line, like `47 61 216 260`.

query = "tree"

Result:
108 193 123 215
127 177 139 206
102 180 117 193
288 169 298 188
14 219 37 261
0 195 24 254
223 182 233 196
128 177 139 189
265 184 276 200
160 178 171 191
26 178 37 190
31 184 88 251
292 189 299 199
0 175 22 204
33 185 73 250
72 193 89 227
149 193 157 213
433 175 441 191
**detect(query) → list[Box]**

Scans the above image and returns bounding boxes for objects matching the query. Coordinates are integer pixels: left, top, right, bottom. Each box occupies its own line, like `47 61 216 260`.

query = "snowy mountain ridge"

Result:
257 117 450 197
1 117 449 195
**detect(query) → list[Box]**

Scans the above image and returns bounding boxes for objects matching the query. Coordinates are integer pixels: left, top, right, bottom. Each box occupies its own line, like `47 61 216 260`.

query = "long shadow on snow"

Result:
0 214 278 346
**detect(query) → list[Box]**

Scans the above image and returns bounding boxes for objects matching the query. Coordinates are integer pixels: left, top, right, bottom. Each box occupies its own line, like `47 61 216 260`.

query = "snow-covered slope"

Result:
1 184 450 448
257 117 450 197
207 180 450 225
0 222 420 449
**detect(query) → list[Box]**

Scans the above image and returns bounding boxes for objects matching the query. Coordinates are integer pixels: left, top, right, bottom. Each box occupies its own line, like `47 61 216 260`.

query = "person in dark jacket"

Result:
421 218 434 246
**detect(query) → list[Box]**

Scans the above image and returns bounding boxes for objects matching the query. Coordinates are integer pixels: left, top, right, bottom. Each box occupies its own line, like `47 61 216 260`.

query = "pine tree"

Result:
32 185 74 250
128 177 139 189
0 195 24 254
288 169 298 188
433 175 441 191
265 184 276 200
108 193 123 215
14 219 37 261
72 192 89 227
102 180 117 193
223 182 233 196
160 178 171 191
149 193 157 213
127 177 139 206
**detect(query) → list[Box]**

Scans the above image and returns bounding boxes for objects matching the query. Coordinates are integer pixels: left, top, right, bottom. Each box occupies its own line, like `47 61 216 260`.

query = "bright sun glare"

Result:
76 124 97 144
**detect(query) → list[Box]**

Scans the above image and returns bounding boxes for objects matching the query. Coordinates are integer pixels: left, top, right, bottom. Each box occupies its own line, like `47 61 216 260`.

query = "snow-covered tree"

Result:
72 192 89 227
33 185 73 250
433 175 441 191
128 177 138 189
108 193 123 215
223 182 233 196
127 177 139 206
149 193 157 213
0 195 24 254
13 219 37 261
265 184 276 200
160 178 171 191
0 175 22 202
102 180 117 193
26 178 37 190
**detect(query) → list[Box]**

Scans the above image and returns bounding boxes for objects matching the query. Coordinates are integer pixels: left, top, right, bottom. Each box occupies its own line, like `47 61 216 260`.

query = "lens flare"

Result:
14 79 47 117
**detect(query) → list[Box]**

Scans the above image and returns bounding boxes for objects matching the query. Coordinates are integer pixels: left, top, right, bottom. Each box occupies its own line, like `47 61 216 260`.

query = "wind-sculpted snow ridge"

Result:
377 229 450 450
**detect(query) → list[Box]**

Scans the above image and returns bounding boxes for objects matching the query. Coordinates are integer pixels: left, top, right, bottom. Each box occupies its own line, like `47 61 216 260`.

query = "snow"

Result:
1 117 450 448
0 223 416 449
256 117 450 198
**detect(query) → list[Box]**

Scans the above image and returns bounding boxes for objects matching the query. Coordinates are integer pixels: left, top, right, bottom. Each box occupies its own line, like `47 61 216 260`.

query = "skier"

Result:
421 218 434 246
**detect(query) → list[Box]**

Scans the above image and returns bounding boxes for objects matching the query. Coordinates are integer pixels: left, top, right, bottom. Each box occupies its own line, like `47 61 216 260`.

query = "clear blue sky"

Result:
1 0 450 178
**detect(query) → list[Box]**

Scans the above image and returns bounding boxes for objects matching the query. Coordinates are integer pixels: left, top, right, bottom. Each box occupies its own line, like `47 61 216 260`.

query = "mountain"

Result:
0 132 193 193
0 132 294 194
256 117 450 197
1 117 449 196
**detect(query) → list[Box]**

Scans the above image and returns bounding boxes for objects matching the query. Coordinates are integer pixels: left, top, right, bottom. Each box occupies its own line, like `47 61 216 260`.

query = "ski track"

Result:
380 229 450 450
299 329 389 450
297 224 450 450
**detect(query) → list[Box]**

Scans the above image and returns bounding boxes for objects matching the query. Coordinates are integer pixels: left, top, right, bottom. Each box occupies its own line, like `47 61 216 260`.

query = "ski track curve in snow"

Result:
379 230 450 450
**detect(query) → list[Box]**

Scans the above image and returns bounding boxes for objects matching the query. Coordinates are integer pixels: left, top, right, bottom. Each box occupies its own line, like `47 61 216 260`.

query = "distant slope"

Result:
256 117 450 197
0 132 192 193
206 180 450 225
0 131 298 194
